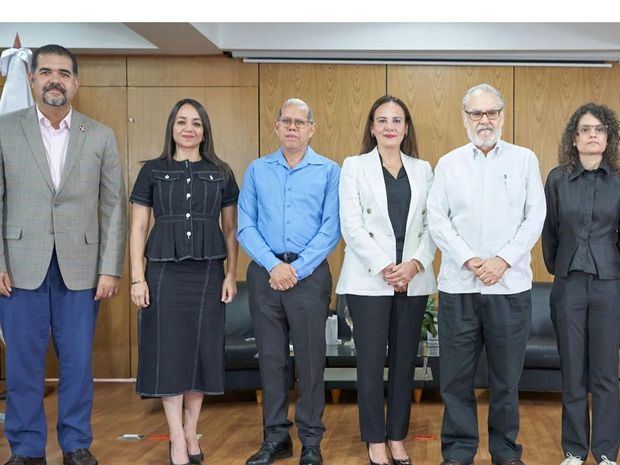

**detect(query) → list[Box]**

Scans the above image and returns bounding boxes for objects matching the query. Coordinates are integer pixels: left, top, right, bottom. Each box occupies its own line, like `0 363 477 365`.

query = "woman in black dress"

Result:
129 99 239 465
542 103 620 465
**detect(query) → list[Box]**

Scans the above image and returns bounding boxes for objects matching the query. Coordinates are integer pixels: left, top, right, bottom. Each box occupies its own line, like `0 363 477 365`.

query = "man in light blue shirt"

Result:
238 98 340 465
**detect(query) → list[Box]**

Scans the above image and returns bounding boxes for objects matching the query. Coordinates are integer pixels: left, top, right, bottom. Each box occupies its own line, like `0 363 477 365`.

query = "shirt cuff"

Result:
259 253 281 273
290 258 308 281
496 244 519 268
456 247 477 269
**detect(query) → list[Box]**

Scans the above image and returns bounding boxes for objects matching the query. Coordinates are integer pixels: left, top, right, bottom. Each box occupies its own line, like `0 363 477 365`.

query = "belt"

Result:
275 252 299 264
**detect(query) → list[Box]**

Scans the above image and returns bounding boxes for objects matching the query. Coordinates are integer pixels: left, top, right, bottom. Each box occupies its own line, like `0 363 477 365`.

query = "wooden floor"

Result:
0 383 589 465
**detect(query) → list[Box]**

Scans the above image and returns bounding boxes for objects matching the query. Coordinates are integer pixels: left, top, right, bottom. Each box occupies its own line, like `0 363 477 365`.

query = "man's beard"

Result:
466 124 502 150
42 84 67 106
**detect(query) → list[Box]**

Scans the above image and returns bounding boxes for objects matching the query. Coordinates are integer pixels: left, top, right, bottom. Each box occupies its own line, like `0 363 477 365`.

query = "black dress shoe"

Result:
300 446 323 465
386 442 412 465
245 438 293 465
169 442 190 465
5 457 46 465
391 457 412 465
188 447 204 465
366 443 390 465
62 449 98 465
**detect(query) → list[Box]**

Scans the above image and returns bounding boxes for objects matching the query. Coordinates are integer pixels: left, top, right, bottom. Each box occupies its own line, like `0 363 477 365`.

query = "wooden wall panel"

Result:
76 87 130 378
127 86 258 375
515 64 620 282
127 87 257 185
77 56 127 87
127 57 257 87
259 64 386 162
388 65 514 167
259 63 386 302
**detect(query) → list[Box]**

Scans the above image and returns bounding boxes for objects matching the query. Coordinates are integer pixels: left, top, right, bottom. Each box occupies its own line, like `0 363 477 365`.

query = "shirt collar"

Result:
471 140 503 159
569 159 611 181
268 146 325 169
36 105 72 130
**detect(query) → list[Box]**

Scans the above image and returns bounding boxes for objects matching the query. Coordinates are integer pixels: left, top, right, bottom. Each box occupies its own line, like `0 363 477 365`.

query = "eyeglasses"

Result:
576 124 608 136
464 109 503 121
278 118 313 128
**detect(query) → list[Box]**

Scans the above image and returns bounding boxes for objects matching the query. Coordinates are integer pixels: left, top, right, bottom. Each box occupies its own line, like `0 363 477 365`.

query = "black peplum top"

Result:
130 158 239 262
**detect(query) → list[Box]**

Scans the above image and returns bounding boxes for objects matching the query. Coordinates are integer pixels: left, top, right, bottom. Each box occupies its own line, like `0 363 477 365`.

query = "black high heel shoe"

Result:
169 441 191 465
386 441 412 465
188 446 204 465
366 442 390 465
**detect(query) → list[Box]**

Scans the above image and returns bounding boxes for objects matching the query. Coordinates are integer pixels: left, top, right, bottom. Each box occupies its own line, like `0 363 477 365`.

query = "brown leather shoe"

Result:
5 457 46 465
62 449 98 465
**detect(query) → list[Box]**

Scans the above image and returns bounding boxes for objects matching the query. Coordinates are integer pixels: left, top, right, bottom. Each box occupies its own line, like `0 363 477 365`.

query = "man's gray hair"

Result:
277 98 314 123
462 84 505 110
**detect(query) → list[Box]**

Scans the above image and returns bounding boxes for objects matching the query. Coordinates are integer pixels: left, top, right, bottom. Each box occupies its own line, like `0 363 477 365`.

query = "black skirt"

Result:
136 259 225 397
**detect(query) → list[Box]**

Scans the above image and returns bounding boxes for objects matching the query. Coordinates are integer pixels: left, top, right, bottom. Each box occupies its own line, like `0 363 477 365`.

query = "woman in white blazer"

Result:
336 95 437 465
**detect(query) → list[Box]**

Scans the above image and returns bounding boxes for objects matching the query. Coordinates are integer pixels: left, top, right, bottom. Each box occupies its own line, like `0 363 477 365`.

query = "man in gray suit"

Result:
0 44 126 465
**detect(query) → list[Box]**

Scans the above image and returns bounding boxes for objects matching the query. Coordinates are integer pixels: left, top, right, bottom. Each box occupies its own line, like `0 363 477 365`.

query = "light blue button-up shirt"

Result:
237 146 341 280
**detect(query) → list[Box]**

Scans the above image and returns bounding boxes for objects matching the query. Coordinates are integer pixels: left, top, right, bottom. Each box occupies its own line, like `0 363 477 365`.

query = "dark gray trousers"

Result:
347 293 428 443
247 260 332 446
438 291 531 465
550 272 620 463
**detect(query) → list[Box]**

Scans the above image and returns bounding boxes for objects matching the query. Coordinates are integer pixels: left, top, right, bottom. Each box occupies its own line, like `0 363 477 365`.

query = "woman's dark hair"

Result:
559 102 620 173
158 98 233 180
360 95 419 158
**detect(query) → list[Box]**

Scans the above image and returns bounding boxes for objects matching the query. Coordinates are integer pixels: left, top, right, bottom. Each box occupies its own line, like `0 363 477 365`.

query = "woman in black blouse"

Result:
542 103 620 465
129 99 239 465
336 96 436 465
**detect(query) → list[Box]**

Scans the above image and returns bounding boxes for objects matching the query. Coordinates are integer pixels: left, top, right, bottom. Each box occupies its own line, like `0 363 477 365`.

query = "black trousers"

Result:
438 291 531 464
247 260 332 446
347 293 428 443
550 272 620 463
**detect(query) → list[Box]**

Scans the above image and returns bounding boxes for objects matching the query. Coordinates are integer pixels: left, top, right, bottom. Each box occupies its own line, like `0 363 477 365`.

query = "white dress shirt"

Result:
36 106 71 190
427 140 546 295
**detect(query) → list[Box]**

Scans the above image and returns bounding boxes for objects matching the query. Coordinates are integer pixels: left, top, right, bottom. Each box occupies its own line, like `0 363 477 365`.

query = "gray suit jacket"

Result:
0 106 127 290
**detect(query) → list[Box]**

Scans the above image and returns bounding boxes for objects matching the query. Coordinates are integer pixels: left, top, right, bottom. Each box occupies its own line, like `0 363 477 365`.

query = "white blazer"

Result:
336 148 437 296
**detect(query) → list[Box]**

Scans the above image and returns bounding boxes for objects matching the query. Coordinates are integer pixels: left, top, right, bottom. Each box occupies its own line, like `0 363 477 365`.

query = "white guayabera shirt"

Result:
427 140 546 295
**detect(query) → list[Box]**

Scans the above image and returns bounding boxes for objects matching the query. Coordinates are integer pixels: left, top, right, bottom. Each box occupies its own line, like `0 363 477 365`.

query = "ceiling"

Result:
1 22 620 64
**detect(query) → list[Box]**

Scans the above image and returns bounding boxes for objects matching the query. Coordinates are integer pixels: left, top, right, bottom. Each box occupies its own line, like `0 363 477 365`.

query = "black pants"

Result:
438 291 531 464
347 293 428 443
247 260 332 446
550 272 620 463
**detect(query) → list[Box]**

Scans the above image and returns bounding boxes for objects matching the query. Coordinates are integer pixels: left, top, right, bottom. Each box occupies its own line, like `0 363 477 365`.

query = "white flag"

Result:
0 47 34 115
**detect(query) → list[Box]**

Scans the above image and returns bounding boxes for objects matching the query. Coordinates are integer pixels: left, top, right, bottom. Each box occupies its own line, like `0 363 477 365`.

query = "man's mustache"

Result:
43 83 66 94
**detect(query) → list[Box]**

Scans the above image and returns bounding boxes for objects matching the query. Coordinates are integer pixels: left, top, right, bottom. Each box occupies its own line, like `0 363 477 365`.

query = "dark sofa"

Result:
224 282 295 394
474 282 562 391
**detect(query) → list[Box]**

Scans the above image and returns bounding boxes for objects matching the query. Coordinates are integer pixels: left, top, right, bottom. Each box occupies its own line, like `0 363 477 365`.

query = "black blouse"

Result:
130 158 239 262
542 161 620 279
382 165 411 264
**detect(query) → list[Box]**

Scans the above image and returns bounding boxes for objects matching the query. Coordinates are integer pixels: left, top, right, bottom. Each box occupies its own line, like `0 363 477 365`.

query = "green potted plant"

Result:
420 294 438 339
